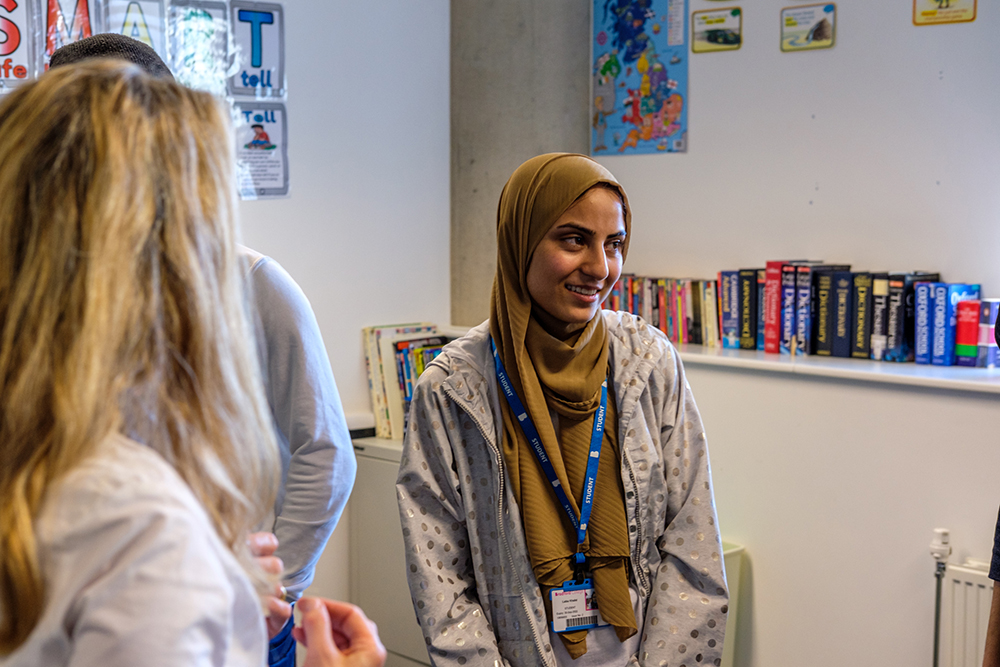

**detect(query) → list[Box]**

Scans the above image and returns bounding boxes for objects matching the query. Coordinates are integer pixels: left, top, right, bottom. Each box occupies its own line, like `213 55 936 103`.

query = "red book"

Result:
955 299 981 366
764 261 786 353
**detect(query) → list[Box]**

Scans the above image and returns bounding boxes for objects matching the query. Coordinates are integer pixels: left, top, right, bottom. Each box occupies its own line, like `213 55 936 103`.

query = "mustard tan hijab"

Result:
489 154 635 657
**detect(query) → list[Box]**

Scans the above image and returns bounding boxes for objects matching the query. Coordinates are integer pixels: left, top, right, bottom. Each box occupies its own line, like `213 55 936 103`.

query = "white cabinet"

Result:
349 437 430 666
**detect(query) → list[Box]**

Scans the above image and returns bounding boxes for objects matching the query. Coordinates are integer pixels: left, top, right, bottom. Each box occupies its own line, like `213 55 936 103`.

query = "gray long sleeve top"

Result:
241 247 357 600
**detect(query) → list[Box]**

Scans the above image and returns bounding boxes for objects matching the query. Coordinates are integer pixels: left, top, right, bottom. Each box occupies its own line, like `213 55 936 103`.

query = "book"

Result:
706 279 720 348
850 272 874 359
831 270 853 358
813 270 835 356
803 264 850 356
913 282 938 365
885 272 940 362
718 271 740 348
978 299 1000 368
756 269 766 350
763 261 788 353
954 300 980 367
738 269 759 350
689 280 704 345
869 273 890 361
780 264 798 354
932 283 980 366
363 322 436 438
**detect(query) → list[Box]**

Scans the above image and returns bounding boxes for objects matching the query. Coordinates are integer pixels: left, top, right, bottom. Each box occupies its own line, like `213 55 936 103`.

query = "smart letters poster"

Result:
0 0 33 89
34 0 98 72
167 0 227 95
592 0 689 156
103 0 165 57
236 101 288 199
229 0 283 98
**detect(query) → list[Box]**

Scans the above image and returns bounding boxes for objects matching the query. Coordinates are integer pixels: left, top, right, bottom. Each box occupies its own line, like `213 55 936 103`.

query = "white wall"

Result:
686 364 999 667
238 0 450 601
600 1 1000 290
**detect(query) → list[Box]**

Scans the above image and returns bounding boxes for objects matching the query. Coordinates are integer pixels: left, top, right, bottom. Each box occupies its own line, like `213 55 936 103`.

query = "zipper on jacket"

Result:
622 446 650 597
442 383 551 667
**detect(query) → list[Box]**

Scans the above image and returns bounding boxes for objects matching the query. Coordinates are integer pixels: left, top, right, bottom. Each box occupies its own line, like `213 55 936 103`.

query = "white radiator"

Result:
940 560 992 667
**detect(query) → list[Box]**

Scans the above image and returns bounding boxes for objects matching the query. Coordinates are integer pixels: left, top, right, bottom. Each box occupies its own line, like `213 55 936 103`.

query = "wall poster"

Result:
691 7 742 53
166 0 228 95
913 0 975 25
34 0 98 72
780 4 835 52
235 101 288 199
592 0 689 155
0 0 34 89
229 0 283 97
103 0 165 57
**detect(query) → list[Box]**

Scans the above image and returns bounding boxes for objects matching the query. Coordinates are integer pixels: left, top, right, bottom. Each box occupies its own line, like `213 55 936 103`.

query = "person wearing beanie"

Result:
48 34 359 667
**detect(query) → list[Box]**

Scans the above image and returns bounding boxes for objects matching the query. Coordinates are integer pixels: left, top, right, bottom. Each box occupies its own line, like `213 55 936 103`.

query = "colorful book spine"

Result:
884 272 940 362
831 271 853 358
929 283 949 366
763 261 786 353
704 280 720 347
719 271 740 348
870 273 890 360
955 300 981 367
780 264 798 354
756 269 766 350
690 280 704 345
738 269 758 350
913 282 936 365
795 266 814 355
850 272 874 359
933 283 981 366
978 299 1000 368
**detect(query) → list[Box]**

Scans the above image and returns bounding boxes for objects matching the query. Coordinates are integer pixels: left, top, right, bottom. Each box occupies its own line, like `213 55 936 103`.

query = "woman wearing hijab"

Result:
397 154 728 666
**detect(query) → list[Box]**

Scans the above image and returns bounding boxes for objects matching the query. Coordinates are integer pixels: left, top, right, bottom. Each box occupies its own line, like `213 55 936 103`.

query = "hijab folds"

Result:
489 154 636 657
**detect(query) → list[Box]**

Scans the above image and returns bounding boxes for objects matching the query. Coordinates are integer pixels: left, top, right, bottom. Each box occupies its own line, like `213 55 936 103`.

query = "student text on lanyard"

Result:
491 338 606 584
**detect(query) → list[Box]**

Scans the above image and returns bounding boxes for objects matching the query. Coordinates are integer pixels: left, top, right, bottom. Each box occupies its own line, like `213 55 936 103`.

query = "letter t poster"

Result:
229 0 284 98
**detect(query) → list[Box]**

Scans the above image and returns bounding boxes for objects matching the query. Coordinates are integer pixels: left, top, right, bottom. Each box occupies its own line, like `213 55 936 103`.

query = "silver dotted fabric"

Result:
396 313 729 667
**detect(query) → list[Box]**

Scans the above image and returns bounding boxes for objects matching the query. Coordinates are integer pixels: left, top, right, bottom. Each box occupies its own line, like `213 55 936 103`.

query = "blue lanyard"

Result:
491 338 606 572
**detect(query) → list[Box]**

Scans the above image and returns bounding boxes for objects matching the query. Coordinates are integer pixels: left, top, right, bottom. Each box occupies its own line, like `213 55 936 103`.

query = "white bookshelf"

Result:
674 344 1000 395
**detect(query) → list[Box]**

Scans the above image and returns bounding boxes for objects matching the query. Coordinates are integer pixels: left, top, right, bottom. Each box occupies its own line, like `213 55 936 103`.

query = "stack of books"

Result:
362 323 460 439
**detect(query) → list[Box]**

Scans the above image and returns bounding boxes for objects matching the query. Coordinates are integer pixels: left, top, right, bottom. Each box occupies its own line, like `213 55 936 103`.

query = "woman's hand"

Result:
295 597 387 667
248 531 293 639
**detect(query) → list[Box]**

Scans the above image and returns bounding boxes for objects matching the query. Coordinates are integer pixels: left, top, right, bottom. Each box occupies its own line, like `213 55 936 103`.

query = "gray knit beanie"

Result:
49 33 174 79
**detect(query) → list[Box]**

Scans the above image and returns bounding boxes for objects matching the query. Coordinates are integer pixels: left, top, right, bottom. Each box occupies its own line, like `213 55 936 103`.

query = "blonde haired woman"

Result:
0 62 382 667
398 154 727 666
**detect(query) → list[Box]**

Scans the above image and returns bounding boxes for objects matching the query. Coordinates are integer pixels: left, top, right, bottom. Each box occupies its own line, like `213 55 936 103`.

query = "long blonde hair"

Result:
0 60 279 652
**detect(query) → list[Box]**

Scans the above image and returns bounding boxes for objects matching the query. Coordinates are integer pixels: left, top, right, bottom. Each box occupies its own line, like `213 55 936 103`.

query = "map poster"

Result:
592 0 689 156
103 0 166 57
0 0 34 91
781 4 836 52
691 7 742 53
229 0 284 98
236 101 289 199
913 0 976 26
167 0 228 96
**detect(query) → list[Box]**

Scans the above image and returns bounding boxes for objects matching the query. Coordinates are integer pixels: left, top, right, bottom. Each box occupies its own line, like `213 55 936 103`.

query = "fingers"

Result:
296 597 339 665
317 599 386 664
265 595 293 639
248 531 278 558
257 555 284 577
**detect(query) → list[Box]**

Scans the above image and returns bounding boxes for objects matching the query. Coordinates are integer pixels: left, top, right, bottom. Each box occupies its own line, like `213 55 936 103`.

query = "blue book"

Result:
756 269 766 350
831 271 853 357
718 271 740 348
913 282 939 365
780 264 798 353
932 283 981 366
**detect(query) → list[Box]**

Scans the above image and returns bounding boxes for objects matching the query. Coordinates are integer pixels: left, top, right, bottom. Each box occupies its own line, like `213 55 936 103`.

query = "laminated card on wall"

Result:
780 3 835 52
235 101 289 199
592 0 689 155
0 0 34 91
102 0 165 58
229 0 283 98
166 0 228 95
33 0 99 74
691 7 741 54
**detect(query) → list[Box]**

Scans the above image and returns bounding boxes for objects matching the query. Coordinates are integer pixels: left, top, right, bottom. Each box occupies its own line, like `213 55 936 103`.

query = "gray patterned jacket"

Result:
396 312 728 667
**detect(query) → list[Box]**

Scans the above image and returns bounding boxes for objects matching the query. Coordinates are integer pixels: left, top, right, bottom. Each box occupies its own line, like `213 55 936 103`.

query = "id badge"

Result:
549 579 609 633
